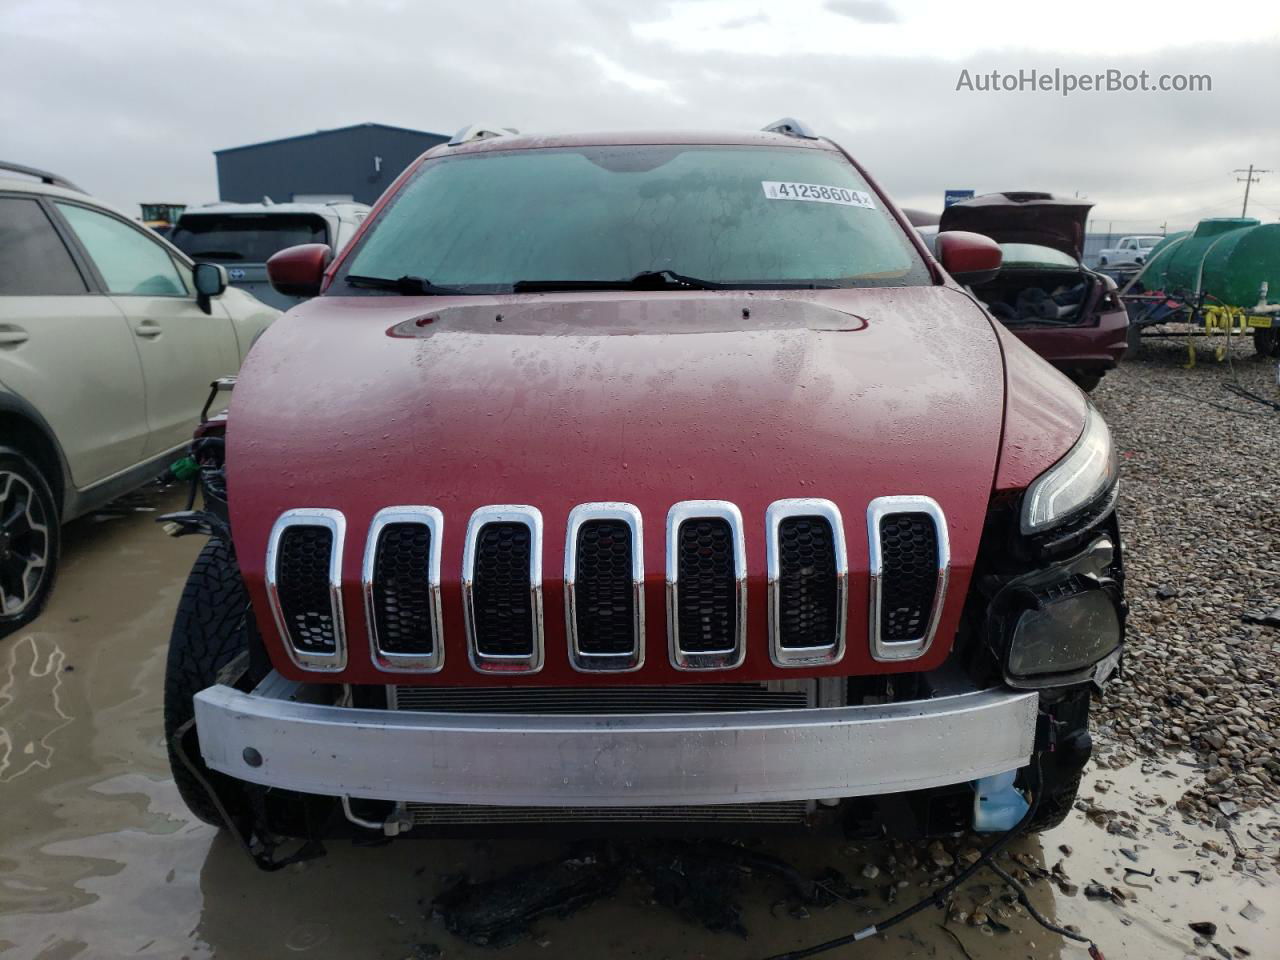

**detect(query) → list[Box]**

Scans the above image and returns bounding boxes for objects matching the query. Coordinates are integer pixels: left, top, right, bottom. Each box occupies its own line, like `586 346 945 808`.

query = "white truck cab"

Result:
1097 234 1163 266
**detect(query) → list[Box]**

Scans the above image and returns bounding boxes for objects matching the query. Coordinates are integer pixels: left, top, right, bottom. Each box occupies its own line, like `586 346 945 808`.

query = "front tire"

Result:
0 446 60 640
164 538 250 826
1026 769 1083 833
1022 690 1091 833
1069 371 1102 393
1125 321 1143 358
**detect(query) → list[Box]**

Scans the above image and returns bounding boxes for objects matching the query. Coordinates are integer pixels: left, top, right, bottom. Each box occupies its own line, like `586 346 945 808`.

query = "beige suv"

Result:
0 162 277 637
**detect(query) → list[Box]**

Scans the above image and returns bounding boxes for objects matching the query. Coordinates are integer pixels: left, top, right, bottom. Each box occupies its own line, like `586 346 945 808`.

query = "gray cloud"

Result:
1 0 1275 230
721 13 769 30
825 1 899 25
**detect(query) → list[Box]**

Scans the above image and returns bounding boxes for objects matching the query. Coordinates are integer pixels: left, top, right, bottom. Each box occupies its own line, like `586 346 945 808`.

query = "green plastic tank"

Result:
1140 218 1280 308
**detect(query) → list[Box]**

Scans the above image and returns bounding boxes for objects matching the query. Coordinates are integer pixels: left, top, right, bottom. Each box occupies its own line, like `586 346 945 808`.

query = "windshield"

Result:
337 145 930 292
999 243 1080 270
1138 237 1161 248
171 213 329 263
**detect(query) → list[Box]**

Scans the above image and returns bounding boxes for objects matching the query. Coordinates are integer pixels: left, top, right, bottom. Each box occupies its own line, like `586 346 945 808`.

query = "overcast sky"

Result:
3 0 1278 230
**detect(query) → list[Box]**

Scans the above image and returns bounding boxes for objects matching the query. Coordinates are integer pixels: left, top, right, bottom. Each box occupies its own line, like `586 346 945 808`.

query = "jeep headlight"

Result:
1005 575 1122 679
1021 406 1117 535
988 535 1124 688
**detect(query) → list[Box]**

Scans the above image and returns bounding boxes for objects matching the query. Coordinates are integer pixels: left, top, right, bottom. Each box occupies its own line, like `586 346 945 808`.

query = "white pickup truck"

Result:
1097 235 1163 266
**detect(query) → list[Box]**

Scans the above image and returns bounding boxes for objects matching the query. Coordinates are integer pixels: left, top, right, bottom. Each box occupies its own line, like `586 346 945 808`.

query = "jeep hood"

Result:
939 192 1092 260
229 287 1009 685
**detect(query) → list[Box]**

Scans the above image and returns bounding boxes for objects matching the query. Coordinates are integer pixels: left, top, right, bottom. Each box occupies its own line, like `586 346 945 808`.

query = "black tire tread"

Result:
163 538 249 826
1027 769 1083 833
1069 372 1102 393
1254 327 1278 358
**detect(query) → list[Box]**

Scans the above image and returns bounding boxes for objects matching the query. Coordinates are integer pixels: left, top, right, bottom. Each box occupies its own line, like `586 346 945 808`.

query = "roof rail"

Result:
448 124 519 147
761 118 819 140
0 161 85 193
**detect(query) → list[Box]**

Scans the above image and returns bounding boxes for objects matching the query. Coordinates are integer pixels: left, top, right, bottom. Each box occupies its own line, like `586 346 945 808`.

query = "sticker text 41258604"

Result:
761 181 876 208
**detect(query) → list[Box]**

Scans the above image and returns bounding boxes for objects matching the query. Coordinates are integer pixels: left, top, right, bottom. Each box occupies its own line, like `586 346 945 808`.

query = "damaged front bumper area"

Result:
194 673 1037 816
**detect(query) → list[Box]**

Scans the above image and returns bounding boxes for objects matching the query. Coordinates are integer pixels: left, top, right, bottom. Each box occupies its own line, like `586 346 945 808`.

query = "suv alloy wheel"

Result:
0 447 59 637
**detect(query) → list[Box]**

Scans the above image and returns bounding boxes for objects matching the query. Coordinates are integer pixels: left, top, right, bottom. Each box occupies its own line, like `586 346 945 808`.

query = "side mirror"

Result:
935 231 1002 286
266 243 333 299
193 262 228 315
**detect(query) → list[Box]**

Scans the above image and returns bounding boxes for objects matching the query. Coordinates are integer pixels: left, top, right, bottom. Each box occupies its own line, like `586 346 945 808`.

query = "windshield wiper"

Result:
345 274 462 295
512 269 724 293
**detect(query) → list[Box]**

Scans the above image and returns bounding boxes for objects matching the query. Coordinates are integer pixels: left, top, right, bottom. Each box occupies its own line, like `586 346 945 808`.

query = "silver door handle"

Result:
134 321 162 338
0 326 29 346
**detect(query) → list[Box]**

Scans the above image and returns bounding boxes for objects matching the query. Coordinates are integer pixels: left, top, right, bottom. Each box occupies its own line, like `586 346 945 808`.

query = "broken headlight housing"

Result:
1021 406 1117 535
986 534 1124 688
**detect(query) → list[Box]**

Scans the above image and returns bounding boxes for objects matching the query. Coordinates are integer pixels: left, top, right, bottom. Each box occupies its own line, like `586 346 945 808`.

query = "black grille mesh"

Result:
372 523 434 654
276 525 337 651
777 516 838 648
471 522 534 656
675 518 737 653
878 513 939 642
573 520 635 655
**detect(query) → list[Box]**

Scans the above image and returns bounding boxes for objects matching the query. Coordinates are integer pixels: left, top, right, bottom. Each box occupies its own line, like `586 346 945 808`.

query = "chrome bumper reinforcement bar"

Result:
194 675 1038 807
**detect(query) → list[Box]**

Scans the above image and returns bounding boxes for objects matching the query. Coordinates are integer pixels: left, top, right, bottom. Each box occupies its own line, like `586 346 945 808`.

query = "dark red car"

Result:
938 192 1130 392
159 124 1125 859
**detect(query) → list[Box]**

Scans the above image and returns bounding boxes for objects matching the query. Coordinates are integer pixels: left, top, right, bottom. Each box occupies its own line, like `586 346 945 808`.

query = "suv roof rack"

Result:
0 161 85 193
448 123 520 147
761 118 819 140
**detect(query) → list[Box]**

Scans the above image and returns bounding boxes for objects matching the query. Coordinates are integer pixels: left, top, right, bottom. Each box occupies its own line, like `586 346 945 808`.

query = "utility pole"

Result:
1234 165 1271 217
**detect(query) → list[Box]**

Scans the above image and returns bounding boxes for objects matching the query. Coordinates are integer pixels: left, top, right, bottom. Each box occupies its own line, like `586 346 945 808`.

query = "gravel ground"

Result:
1090 328 1279 827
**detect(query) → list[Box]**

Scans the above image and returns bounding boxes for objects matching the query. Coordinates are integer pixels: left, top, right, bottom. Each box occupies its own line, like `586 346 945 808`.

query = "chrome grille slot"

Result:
565 503 644 672
574 521 633 651
277 528 334 647
879 515 937 639
867 496 950 662
676 519 735 650
666 501 746 671
778 518 836 643
363 506 443 673
463 505 544 673
766 499 847 666
266 508 346 671
473 525 533 653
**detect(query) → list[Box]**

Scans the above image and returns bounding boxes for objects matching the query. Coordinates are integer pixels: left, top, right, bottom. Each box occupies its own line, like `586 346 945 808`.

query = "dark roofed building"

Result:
214 123 448 205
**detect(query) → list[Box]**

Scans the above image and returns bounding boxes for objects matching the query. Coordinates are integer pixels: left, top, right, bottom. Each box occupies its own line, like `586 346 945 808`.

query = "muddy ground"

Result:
1 335 1276 960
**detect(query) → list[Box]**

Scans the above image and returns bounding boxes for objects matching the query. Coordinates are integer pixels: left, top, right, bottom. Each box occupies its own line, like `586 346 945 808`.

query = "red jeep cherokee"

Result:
162 122 1125 857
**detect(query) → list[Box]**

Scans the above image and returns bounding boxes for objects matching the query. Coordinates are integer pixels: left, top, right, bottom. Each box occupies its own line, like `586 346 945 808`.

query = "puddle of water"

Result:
0 483 1274 959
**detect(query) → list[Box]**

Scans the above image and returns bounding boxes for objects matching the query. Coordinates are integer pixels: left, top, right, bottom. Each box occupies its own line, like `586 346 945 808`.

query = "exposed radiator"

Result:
391 681 829 714
406 802 810 825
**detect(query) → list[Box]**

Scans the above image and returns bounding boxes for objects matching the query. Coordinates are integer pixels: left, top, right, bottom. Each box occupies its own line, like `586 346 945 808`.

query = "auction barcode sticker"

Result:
762 181 875 208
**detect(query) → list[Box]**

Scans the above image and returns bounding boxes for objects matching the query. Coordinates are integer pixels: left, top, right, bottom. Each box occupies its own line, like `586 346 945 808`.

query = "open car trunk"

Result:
973 265 1100 328
938 192 1091 260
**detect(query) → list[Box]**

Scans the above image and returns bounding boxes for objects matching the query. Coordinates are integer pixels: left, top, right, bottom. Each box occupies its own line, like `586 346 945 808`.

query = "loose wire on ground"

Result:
760 755 1104 960
988 861 1104 958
